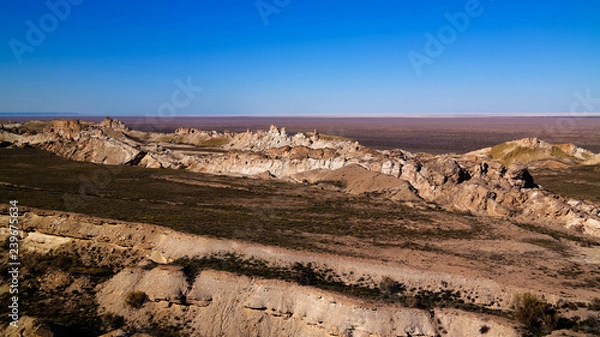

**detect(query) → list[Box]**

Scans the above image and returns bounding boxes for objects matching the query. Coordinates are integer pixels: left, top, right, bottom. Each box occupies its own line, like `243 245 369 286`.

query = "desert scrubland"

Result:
1 117 600 337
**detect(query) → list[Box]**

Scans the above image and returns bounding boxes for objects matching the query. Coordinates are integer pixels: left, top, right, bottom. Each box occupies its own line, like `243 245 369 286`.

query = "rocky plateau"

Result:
2 118 599 237
1 118 600 337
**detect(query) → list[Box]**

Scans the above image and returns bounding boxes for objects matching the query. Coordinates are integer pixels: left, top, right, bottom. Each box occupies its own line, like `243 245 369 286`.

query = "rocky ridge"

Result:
468 137 600 167
2 117 599 237
99 267 518 337
9 211 526 309
2 210 525 337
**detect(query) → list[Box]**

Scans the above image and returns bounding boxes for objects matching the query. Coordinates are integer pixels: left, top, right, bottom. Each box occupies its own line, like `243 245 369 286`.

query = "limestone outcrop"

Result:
0 209 522 337
468 137 600 166
98 268 519 337
1 119 599 237
49 119 82 140
100 117 130 131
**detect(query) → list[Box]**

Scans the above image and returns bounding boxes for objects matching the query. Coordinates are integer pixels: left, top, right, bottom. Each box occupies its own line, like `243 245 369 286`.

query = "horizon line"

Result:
1 112 600 119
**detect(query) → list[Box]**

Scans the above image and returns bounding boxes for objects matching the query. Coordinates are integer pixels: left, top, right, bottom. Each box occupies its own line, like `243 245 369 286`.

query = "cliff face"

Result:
1 210 522 337
2 118 599 237
98 267 518 337
11 211 521 310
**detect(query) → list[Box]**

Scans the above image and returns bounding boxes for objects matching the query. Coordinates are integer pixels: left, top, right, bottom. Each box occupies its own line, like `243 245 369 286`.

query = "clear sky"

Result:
1 0 599 116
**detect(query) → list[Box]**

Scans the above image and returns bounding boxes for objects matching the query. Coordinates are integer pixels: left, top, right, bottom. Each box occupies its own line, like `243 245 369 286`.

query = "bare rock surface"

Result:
468 137 600 166
2 316 54 337
97 267 518 337
0 207 529 337
5 209 598 312
100 117 130 131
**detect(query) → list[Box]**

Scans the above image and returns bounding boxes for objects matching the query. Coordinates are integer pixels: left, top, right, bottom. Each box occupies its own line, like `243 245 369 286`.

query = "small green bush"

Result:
125 291 148 309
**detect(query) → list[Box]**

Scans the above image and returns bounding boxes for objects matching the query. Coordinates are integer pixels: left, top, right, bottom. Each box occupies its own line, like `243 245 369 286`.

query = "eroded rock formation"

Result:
1 119 599 237
1 210 525 337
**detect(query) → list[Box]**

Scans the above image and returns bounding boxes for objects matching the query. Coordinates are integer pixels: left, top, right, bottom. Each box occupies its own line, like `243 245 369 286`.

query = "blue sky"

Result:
1 0 599 116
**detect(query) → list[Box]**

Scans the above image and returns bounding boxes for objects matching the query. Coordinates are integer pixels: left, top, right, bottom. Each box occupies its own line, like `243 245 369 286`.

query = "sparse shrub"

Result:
574 314 600 335
555 316 576 330
479 325 490 334
401 295 418 308
125 291 148 309
317 180 347 189
102 313 125 330
379 276 405 298
513 293 558 334
293 262 318 286
589 298 600 311
147 323 186 337
559 300 578 311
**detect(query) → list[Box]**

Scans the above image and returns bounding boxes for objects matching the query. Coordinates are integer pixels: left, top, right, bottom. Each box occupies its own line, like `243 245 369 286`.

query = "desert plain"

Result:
0 116 599 337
